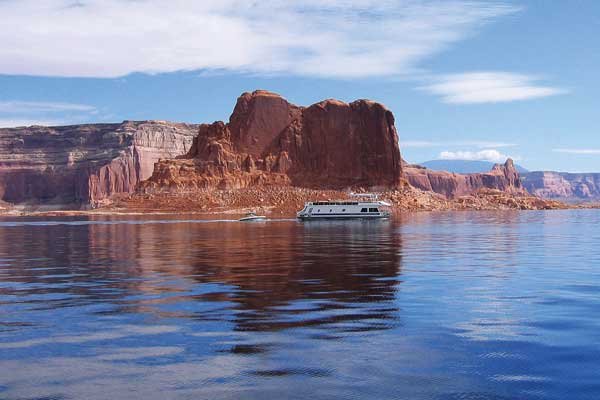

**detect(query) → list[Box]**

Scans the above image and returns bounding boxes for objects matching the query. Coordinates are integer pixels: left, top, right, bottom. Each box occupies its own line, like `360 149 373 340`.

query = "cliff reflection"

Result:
0 218 403 332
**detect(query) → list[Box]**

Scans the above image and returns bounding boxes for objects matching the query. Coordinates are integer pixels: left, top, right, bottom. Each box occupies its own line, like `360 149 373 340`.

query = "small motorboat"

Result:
239 212 267 222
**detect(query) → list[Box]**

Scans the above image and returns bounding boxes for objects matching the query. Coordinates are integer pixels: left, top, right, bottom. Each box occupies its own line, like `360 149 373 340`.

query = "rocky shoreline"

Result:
1 185 584 218
127 187 571 215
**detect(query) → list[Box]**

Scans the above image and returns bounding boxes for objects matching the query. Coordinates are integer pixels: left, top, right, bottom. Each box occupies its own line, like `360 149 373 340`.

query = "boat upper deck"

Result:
309 201 360 206
305 200 390 206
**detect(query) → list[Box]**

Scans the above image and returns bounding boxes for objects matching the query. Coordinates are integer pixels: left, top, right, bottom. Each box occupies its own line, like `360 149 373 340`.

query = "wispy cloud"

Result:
0 119 66 128
0 101 96 113
0 100 97 128
439 149 514 162
421 72 567 104
402 140 516 148
553 148 600 155
0 0 518 78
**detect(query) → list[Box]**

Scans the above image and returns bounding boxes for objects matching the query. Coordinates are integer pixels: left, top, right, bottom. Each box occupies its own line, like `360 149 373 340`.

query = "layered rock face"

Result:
0 121 197 205
404 159 525 198
143 90 403 192
522 172 600 200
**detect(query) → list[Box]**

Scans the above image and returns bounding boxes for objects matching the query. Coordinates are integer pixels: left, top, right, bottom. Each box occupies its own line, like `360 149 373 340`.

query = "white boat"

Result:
296 193 391 220
239 212 267 222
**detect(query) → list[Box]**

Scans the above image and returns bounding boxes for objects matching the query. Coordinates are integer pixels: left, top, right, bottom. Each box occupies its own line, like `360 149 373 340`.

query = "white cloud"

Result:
422 72 567 104
553 148 600 155
402 140 516 148
0 101 96 113
439 149 513 162
0 119 66 128
0 0 518 78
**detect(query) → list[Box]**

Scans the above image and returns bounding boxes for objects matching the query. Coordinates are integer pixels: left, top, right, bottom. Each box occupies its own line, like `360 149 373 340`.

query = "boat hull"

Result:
239 216 267 222
297 213 389 220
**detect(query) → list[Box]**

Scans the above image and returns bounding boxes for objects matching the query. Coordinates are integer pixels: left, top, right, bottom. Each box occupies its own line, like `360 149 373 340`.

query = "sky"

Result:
0 0 598 172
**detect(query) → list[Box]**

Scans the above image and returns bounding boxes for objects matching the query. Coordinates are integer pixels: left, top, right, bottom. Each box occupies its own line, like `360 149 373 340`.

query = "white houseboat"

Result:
296 194 391 220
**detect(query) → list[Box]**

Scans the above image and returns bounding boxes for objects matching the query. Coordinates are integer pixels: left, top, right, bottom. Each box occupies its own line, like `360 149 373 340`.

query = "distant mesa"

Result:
404 158 526 198
419 160 600 201
420 159 529 174
522 171 600 201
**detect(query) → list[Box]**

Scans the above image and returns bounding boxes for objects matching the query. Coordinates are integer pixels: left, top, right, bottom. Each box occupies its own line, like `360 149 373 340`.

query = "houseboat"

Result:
296 194 391 220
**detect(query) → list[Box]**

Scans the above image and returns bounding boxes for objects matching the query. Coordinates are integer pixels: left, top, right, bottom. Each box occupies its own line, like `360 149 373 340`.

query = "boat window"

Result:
369 208 379 212
342 209 346 212
309 208 313 213
361 208 368 212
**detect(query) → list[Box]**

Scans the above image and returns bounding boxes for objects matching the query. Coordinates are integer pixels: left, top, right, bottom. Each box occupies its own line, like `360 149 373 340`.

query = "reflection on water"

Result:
1 211 600 399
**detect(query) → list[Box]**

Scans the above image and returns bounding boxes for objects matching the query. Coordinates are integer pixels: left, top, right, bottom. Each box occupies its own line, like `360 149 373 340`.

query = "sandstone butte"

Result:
0 90 576 215
140 90 402 193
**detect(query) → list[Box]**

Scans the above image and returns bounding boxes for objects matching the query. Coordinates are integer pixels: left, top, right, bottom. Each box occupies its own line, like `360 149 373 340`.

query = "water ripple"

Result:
1 210 599 399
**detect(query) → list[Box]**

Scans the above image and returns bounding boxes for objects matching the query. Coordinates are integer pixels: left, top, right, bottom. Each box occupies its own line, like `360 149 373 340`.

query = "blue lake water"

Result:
1 210 600 399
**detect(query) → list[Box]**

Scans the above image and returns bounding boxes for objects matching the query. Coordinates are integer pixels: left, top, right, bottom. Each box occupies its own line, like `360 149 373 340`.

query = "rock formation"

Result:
522 171 600 200
0 90 539 211
404 159 525 198
142 90 403 192
0 121 197 206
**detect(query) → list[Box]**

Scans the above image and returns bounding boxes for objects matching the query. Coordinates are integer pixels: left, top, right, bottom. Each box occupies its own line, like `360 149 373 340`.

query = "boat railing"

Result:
350 193 379 200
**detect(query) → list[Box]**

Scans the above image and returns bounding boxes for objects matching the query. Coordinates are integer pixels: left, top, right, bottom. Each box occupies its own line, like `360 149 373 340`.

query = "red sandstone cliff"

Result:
404 158 525 198
0 121 197 206
142 90 402 192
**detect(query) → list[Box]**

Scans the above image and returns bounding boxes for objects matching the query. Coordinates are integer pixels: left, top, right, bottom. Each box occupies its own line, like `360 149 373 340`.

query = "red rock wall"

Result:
288 99 402 187
0 121 197 206
143 91 403 192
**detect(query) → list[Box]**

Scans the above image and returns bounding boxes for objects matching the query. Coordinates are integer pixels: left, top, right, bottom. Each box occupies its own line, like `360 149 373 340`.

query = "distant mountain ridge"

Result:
420 159 529 174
